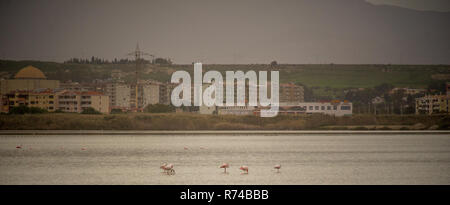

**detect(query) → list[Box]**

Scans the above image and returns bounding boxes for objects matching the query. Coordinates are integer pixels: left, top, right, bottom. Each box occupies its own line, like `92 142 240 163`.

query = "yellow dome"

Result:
14 65 46 79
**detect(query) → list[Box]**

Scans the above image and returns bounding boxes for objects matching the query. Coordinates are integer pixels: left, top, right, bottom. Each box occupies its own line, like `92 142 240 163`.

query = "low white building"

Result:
218 106 255 115
297 101 352 116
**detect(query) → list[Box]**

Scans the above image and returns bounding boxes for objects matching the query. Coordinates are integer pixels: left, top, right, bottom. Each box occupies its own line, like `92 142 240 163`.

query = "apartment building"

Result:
58 90 110 113
142 83 160 108
159 83 178 105
106 81 161 111
280 83 304 104
415 95 449 115
1 88 65 113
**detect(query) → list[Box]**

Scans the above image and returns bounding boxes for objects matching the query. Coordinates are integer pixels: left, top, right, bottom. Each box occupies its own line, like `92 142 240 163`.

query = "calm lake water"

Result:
0 133 449 184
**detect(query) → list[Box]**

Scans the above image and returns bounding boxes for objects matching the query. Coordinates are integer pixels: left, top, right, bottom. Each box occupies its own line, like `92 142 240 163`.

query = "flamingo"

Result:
219 163 229 173
16 145 22 149
163 164 175 175
274 164 281 173
160 163 167 173
165 164 174 170
239 165 249 174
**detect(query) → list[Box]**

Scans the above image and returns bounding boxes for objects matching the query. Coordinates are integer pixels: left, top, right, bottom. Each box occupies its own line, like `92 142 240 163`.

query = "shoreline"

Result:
1 130 449 135
1 113 448 131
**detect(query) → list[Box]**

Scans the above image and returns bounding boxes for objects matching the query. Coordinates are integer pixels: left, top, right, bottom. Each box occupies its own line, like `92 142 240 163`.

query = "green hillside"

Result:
1 60 449 89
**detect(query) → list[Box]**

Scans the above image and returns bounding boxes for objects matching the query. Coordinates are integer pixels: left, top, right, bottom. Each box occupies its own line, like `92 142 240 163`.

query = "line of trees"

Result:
64 56 172 65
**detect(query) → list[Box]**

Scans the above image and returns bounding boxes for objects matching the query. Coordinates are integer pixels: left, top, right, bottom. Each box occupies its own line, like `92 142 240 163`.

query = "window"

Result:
309 106 313 110
321 106 325 110
333 106 337 110
341 106 351 110
327 106 331 110
315 106 319 110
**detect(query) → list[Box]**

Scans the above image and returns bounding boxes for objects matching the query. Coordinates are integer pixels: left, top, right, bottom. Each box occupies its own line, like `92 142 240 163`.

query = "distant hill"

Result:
1 60 449 90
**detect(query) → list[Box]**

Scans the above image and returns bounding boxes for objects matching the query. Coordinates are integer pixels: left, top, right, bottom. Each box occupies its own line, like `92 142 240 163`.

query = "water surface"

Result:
0 133 449 184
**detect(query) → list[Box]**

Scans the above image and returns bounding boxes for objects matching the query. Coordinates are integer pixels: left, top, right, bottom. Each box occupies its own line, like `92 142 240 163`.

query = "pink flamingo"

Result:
219 163 229 173
239 165 249 174
165 164 173 170
160 163 167 173
274 164 281 173
163 164 175 175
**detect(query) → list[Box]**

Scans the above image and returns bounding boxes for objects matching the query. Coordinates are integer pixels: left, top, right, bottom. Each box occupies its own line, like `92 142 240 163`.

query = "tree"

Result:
427 81 446 94
144 104 175 113
110 108 124 114
81 107 101 114
374 83 394 96
8 106 47 114
391 89 405 114
153 58 172 65
296 82 315 101
270 60 278 67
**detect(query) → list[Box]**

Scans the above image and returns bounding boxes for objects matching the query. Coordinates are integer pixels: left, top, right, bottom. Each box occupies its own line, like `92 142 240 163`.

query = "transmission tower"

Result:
127 43 154 110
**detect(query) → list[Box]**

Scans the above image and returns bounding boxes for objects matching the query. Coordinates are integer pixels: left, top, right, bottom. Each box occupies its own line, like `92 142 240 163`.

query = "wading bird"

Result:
160 163 167 173
164 164 175 175
239 165 249 174
274 164 281 173
219 163 229 173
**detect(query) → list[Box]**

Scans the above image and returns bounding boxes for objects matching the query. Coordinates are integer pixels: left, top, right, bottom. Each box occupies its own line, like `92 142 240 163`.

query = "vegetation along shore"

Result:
0 113 448 131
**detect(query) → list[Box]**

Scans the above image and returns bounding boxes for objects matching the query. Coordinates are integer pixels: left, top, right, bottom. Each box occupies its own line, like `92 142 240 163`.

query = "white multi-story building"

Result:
115 84 132 108
107 82 161 110
142 83 160 108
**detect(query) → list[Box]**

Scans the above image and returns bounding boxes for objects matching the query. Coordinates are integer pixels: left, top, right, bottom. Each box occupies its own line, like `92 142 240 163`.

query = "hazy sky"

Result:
0 0 449 64
367 0 450 12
